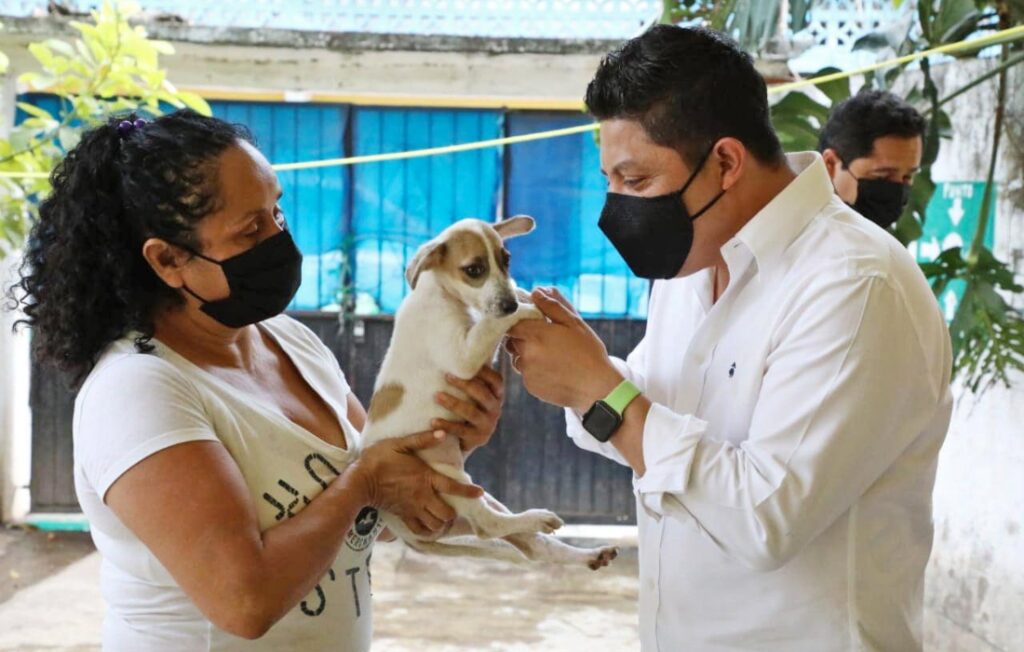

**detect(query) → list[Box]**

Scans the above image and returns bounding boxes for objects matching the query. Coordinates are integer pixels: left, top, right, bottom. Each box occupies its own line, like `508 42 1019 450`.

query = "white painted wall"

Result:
923 59 1024 652
0 19 610 106
0 68 32 524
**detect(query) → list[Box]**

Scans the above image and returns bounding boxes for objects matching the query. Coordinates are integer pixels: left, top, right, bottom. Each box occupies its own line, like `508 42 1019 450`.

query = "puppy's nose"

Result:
499 298 518 315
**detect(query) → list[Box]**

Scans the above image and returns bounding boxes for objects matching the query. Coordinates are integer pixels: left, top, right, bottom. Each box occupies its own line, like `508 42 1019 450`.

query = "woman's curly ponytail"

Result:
10 109 251 386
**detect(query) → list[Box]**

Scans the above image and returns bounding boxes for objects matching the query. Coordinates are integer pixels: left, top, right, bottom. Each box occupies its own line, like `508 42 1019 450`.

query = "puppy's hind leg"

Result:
432 468 564 538
504 533 619 570
478 493 619 570
403 537 529 564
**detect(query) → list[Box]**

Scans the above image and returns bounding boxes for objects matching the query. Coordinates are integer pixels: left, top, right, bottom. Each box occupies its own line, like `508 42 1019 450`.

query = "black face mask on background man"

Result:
598 146 725 280
846 168 912 230
180 229 303 328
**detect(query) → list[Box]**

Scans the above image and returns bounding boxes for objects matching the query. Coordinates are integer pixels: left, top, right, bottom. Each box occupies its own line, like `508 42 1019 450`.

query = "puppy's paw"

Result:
514 287 533 303
586 546 619 571
515 304 544 321
524 509 564 534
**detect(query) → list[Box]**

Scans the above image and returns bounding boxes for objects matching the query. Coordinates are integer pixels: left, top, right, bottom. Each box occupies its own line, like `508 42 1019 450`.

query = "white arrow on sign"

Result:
943 289 958 322
949 196 965 227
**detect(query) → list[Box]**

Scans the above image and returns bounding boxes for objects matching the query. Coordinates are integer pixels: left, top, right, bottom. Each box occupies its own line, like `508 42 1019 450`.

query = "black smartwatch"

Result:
581 380 641 442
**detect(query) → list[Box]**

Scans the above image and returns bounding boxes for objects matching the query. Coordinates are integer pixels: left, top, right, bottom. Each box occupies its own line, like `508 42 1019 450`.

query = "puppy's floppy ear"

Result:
406 239 447 289
494 215 535 240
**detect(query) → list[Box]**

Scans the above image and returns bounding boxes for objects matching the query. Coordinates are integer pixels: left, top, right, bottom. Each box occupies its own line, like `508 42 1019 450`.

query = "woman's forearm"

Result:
231 469 369 637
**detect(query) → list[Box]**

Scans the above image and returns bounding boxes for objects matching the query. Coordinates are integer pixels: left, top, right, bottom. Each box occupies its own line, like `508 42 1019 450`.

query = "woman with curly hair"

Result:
10 109 505 650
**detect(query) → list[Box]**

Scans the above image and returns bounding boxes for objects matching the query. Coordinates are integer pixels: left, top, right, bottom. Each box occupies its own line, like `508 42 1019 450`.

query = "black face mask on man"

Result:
844 164 911 229
180 229 303 328
598 146 725 280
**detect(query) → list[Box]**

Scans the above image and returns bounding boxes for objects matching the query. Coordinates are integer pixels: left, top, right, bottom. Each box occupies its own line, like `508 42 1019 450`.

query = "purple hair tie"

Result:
116 118 147 138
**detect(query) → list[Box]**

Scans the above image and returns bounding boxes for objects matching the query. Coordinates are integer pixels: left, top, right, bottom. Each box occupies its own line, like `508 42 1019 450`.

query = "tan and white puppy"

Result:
360 216 618 569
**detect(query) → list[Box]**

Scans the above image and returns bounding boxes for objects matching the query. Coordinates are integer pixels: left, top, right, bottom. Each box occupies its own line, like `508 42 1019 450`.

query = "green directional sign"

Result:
909 181 997 321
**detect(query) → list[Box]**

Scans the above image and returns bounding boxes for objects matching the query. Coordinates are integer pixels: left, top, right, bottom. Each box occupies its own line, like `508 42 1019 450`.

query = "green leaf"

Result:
884 66 905 88
726 0 783 53
918 0 933 43
773 118 821 150
927 243 1024 394
85 34 108 63
894 167 934 245
27 43 55 69
0 0 206 260
789 0 813 32
931 0 978 45
7 129 33 153
810 66 851 104
935 110 953 139
58 126 81 151
15 102 54 121
771 91 830 123
176 91 212 116
852 32 891 51
893 211 923 245
69 21 103 45
44 39 76 58
939 10 985 46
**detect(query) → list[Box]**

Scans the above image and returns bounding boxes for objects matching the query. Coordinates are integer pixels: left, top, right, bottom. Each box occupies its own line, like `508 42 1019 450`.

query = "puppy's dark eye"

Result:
500 250 511 269
463 264 485 278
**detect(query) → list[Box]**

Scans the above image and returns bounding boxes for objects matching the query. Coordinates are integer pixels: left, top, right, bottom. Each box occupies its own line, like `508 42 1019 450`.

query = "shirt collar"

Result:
725 152 834 278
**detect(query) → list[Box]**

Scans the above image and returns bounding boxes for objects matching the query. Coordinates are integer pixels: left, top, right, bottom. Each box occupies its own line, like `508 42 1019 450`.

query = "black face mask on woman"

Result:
181 229 303 328
598 146 725 280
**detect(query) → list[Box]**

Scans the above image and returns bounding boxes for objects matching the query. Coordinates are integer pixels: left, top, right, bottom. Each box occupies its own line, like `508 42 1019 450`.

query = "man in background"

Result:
818 89 926 229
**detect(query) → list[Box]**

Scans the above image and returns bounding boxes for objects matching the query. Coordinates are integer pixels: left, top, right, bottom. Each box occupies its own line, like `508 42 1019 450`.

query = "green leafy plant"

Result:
858 1 1024 394
922 246 1024 391
661 0 816 52
0 0 210 257
663 0 1024 394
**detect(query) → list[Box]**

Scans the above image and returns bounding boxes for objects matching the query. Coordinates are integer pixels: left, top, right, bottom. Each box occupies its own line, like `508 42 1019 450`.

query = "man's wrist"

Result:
608 394 651 477
573 364 625 414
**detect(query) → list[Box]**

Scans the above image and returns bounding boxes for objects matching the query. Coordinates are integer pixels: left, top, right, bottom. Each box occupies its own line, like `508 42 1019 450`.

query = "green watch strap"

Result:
603 379 641 416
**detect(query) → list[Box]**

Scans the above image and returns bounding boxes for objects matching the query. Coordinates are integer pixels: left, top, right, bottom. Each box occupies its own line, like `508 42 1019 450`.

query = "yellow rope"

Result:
274 123 599 171
769 23 1024 94
1 24 1022 180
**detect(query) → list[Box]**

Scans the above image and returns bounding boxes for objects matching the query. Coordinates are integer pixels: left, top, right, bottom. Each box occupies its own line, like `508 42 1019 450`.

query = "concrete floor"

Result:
0 525 1001 651
0 526 639 651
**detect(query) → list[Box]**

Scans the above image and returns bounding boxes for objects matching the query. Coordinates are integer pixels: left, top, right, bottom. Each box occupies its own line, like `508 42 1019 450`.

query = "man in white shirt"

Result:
507 25 952 652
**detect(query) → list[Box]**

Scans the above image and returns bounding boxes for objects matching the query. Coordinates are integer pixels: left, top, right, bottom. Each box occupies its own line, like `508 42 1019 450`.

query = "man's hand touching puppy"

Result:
506 287 651 474
506 287 620 412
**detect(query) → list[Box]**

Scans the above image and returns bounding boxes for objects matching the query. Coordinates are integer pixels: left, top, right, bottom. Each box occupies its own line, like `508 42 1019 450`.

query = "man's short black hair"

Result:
817 89 926 163
584 24 784 167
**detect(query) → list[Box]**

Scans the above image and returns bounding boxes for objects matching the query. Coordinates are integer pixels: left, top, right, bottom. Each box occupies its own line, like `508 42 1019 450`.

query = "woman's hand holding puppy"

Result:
348 431 483 537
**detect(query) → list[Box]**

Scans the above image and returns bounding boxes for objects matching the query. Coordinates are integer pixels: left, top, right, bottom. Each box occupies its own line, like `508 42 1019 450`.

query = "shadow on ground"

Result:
0 526 95 605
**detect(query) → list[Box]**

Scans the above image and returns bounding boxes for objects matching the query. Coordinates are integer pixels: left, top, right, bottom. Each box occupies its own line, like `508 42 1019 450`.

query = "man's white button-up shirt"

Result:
567 152 953 652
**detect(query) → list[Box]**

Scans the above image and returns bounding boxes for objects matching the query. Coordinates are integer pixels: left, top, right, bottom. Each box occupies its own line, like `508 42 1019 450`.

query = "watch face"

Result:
582 401 621 442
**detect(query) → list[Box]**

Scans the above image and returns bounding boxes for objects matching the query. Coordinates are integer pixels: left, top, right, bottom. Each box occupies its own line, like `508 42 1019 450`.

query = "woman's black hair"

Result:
9 109 252 387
